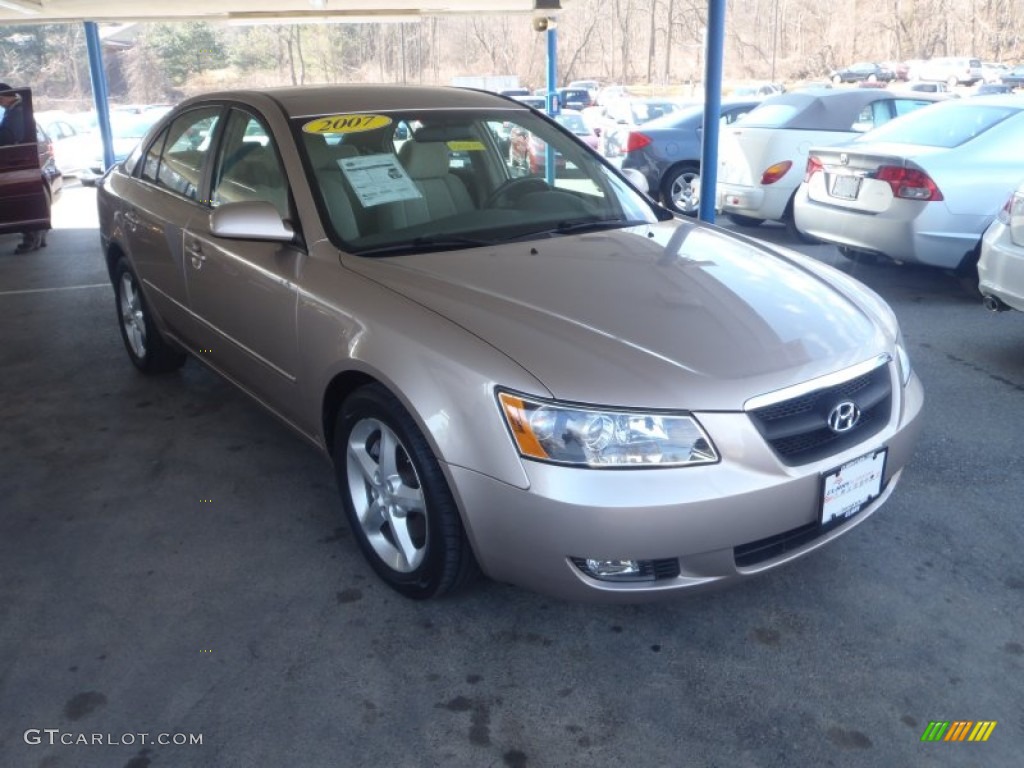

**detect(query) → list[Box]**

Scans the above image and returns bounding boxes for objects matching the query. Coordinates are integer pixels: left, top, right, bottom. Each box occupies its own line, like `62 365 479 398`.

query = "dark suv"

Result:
557 87 592 111
1 87 62 242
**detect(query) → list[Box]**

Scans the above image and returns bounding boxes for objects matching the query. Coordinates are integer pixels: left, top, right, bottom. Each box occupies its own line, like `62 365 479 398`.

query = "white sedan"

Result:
979 179 1024 312
794 95 1024 270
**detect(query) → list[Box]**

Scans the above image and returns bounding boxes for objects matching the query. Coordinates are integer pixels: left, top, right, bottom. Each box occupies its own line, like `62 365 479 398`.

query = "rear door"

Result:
118 106 223 338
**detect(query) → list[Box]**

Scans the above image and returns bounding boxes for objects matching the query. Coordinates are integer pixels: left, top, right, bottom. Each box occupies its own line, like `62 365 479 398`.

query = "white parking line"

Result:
0 283 109 297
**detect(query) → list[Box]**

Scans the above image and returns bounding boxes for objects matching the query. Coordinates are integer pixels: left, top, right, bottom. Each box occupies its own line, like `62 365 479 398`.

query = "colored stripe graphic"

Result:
920 720 996 742
968 721 997 742
944 721 972 741
921 721 949 741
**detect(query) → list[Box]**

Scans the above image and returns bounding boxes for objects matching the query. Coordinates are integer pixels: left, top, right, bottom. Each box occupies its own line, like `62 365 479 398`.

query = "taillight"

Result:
996 192 1023 225
875 165 943 201
760 160 792 185
624 132 652 153
803 156 823 183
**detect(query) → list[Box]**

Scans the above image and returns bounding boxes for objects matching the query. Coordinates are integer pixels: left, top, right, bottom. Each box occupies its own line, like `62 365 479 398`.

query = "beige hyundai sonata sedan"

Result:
97 85 923 602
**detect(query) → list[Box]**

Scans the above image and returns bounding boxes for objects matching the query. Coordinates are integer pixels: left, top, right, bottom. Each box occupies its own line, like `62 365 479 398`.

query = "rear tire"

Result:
661 163 701 216
837 246 885 265
333 384 478 600
727 213 765 228
113 258 187 374
783 201 820 245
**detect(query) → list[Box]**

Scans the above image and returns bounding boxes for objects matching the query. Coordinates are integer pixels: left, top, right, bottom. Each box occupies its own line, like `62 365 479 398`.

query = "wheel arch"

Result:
321 369 380 455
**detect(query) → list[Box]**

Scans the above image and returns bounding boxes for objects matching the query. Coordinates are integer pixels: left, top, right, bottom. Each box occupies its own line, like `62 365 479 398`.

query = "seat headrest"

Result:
306 136 360 169
399 141 451 180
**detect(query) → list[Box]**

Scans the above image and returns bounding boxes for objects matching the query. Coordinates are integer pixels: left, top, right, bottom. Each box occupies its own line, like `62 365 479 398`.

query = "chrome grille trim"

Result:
743 353 891 412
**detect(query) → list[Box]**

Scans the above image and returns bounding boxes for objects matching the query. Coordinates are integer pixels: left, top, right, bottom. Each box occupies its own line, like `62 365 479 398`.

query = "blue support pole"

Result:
84 22 115 173
698 0 727 223
545 21 558 185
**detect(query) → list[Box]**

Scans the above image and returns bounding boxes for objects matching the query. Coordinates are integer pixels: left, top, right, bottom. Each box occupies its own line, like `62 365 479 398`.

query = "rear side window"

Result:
853 104 1019 148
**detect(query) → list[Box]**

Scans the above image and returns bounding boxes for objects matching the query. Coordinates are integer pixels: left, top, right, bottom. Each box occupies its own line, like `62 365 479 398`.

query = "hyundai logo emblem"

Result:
840 153 849 166
827 400 861 433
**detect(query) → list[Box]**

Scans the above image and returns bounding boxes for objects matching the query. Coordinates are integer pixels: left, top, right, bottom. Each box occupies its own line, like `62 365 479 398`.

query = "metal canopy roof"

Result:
0 0 561 25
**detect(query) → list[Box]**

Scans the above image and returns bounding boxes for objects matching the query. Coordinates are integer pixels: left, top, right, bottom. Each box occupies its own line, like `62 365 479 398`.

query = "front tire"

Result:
113 258 186 374
661 163 700 216
333 384 477 600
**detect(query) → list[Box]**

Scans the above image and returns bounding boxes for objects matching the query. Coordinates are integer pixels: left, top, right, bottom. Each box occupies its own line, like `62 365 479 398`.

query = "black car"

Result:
829 62 895 84
620 98 761 215
1000 66 1024 89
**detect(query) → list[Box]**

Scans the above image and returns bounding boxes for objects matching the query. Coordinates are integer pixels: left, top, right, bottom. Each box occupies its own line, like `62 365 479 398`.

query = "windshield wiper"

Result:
356 235 496 258
521 217 650 238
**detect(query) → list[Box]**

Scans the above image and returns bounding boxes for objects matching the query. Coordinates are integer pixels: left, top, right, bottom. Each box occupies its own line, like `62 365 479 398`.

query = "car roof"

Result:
176 84 526 119
749 88 946 130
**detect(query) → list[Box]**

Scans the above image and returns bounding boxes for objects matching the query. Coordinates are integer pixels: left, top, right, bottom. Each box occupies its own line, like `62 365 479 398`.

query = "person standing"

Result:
0 82 27 144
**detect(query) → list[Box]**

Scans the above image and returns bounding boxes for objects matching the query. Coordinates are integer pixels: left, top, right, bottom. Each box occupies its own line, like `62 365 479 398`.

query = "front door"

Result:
183 108 306 430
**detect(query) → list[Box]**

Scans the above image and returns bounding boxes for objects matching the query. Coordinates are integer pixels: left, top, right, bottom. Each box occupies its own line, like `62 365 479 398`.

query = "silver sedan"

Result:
794 95 1024 270
979 177 1024 312
97 85 923 602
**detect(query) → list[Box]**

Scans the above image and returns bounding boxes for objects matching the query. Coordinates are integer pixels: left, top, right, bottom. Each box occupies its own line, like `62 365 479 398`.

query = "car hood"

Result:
344 221 889 410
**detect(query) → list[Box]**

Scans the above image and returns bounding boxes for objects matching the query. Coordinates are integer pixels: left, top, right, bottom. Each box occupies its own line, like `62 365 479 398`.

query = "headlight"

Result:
497 391 718 468
895 334 912 386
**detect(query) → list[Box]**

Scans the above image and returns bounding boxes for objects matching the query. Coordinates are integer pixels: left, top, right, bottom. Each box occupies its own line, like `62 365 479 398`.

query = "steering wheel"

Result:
484 176 550 208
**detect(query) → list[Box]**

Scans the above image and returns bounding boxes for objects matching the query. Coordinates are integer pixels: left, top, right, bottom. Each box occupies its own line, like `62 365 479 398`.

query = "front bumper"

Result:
451 372 924 602
978 220 1024 312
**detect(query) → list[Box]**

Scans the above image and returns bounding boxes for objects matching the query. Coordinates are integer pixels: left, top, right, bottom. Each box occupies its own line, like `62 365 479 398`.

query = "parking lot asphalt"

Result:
1 187 1021 768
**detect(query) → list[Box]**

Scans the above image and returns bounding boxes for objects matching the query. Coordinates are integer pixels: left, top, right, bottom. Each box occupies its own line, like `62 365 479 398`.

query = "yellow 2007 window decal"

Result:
302 114 393 135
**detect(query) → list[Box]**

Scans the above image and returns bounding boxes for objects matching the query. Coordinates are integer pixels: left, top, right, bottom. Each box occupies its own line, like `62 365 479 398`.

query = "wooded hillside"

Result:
1 0 1021 108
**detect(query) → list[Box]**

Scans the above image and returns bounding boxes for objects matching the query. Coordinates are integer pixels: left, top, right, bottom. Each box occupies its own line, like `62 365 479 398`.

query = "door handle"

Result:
187 243 206 270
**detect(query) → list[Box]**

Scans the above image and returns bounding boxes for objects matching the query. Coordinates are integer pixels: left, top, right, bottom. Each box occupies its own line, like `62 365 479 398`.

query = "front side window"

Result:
210 109 290 219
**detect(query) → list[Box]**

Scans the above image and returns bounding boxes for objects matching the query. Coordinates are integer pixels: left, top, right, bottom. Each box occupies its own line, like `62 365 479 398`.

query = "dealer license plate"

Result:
830 173 861 200
821 449 886 525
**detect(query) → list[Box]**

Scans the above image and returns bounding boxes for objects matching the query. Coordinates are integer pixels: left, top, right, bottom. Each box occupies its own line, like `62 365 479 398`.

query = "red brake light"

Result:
875 166 943 201
803 156 823 183
624 132 652 153
760 160 792 185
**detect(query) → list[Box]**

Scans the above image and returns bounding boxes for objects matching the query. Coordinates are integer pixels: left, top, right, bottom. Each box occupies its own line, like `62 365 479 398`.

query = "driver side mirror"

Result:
210 201 295 242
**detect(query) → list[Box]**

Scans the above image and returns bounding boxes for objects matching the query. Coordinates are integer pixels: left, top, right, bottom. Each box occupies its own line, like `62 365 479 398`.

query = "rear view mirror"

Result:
210 201 294 242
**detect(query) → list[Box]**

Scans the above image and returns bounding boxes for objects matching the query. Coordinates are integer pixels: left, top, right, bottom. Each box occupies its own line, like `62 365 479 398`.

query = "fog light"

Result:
573 557 655 582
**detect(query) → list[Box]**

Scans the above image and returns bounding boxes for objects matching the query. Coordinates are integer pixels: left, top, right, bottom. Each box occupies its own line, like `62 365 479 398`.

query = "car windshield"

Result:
295 107 663 256
555 113 588 134
852 103 1020 148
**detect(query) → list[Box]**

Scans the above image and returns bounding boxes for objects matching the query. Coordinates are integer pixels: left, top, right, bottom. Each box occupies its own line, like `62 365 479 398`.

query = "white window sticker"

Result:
338 153 422 208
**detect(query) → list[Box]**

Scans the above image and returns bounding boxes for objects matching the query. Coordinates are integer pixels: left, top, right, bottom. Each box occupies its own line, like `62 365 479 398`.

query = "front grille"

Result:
747 364 892 465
